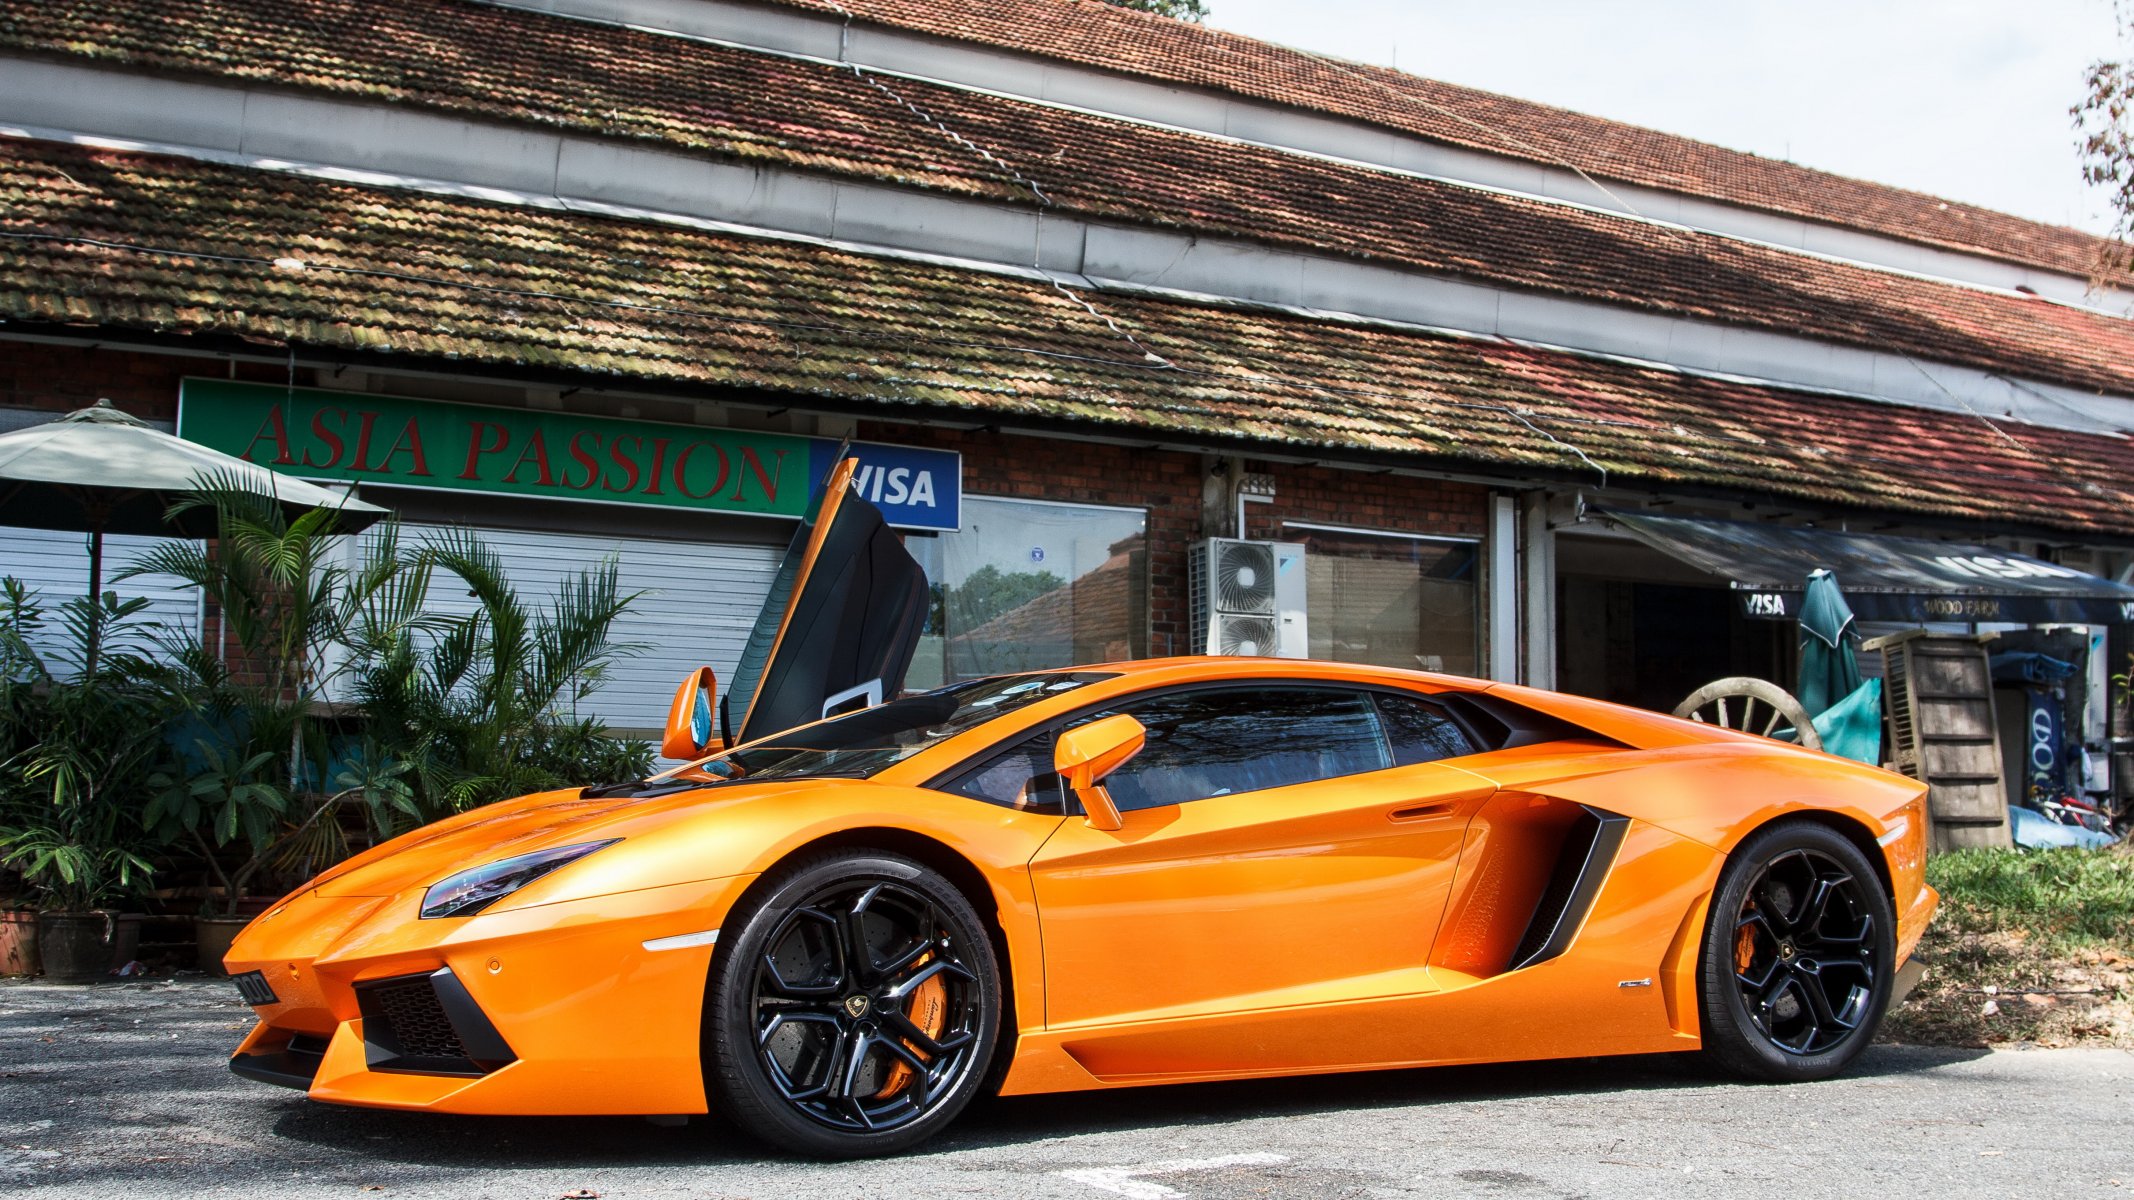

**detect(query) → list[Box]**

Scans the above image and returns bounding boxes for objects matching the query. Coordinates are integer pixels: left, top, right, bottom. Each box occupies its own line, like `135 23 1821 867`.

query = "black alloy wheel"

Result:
704 850 1000 1157
1697 820 1896 1082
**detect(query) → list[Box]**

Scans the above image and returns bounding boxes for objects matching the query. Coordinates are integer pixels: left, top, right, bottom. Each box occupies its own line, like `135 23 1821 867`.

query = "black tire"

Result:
1697 820 1895 1082
703 850 1001 1158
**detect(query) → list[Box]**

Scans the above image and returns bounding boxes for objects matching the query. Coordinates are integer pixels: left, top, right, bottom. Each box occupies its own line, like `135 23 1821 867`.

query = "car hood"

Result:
306 777 838 899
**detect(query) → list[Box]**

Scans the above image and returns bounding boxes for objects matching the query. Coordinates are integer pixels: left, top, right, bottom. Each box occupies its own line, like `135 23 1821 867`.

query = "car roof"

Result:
1013 655 1494 692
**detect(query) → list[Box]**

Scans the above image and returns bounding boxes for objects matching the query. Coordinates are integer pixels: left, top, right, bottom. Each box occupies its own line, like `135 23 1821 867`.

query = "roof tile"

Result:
4 0 2129 400
766 0 2117 280
2 139 2129 537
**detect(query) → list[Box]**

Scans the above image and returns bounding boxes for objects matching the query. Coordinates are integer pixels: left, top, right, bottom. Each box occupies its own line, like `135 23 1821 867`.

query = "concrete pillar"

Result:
1521 492 1557 690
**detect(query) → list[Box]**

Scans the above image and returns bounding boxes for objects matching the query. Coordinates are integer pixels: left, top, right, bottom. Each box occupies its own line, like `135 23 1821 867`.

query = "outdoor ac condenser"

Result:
1187 538 1308 658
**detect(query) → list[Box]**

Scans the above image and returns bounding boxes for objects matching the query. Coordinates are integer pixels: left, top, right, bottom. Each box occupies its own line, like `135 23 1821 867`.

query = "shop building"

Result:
1 0 2131 810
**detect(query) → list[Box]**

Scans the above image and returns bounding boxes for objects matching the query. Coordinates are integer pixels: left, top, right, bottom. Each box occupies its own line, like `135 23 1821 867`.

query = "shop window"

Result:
908 496 1148 687
1284 524 1480 675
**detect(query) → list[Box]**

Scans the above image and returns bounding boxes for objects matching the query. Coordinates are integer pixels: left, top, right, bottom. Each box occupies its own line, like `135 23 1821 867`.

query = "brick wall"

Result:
1241 461 1487 542
0 339 288 422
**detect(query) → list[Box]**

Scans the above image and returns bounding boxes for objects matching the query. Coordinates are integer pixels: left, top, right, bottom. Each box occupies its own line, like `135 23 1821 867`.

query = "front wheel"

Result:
1697 820 1895 1081
703 850 1001 1158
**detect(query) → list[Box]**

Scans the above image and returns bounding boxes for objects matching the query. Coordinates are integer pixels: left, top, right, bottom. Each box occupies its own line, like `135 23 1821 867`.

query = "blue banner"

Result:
2022 686 2066 805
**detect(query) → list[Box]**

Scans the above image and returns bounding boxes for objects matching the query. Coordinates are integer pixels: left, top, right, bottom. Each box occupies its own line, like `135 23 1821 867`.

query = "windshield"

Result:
663 672 1114 784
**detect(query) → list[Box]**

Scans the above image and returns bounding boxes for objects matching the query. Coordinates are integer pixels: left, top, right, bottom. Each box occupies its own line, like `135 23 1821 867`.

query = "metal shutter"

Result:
391 523 779 735
0 528 203 672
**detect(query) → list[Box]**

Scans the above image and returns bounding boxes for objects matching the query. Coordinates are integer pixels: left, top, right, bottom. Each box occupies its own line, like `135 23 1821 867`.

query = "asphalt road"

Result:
2 978 2129 1199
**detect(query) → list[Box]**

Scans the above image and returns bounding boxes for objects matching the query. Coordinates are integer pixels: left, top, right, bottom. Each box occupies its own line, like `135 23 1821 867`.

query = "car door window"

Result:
942 736 1065 811
1097 688 1390 811
1374 692 1477 765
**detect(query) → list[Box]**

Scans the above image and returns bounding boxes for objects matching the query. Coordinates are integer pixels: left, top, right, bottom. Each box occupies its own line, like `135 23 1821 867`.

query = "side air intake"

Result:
1508 807 1630 971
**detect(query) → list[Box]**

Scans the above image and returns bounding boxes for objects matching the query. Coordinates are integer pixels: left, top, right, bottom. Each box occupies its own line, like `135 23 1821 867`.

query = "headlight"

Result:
419 840 620 919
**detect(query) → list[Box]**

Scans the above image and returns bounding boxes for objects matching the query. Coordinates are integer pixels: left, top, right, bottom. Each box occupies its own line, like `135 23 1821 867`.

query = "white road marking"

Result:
1057 1152 1291 1198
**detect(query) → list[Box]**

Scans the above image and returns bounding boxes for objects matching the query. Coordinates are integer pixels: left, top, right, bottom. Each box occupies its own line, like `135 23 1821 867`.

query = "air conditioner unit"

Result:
1187 538 1307 658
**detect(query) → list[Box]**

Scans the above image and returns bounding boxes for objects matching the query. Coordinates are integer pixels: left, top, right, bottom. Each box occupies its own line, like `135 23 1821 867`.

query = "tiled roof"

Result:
6 0 2130 401
764 0 2116 281
3 139 2129 538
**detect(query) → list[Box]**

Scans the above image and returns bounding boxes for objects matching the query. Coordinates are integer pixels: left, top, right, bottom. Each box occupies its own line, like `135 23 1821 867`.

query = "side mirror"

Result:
1054 714 1146 832
662 667 724 760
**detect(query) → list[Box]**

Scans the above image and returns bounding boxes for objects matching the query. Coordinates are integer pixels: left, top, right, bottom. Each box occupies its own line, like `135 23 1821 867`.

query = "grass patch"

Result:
1925 847 2134 952
1882 846 2134 1048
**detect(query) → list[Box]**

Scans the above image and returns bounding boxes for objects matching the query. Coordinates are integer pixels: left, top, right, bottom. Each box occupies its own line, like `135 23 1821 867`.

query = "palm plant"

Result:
124 470 434 772
350 527 650 813
118 472 436 913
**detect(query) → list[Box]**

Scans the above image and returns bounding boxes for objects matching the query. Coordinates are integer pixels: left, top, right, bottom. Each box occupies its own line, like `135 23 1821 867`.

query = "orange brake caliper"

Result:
1735 918 1757 974
875 958 948 1099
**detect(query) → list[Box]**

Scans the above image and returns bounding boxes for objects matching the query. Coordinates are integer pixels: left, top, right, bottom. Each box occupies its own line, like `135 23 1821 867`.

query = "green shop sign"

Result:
175 379 961 530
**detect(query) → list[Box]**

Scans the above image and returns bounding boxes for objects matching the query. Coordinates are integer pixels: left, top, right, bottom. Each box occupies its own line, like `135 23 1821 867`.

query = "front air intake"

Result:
354 967 516 1076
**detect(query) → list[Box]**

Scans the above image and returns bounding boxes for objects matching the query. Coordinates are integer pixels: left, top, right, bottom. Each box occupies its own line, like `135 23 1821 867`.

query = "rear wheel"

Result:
703 850 1000 1158
1697 820 1894 1081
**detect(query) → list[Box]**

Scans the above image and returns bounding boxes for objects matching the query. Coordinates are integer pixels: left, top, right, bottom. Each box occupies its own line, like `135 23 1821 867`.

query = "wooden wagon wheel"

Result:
1671 676 1824 752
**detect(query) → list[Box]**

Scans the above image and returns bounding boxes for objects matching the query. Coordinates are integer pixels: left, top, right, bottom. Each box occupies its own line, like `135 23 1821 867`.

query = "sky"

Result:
1208 0 2124 234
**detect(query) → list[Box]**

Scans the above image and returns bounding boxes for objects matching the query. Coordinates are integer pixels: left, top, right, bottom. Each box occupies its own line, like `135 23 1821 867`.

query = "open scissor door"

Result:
723 457 929 745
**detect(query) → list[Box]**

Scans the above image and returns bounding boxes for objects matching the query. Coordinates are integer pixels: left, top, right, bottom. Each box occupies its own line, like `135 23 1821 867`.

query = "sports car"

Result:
224 462 1937 1158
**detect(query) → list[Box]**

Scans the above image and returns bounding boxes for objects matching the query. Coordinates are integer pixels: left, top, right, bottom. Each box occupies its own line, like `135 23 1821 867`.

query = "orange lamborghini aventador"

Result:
224 462 1937 1158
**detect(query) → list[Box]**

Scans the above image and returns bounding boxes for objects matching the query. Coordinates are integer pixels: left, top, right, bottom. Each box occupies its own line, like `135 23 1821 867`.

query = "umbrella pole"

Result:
83 499 108 678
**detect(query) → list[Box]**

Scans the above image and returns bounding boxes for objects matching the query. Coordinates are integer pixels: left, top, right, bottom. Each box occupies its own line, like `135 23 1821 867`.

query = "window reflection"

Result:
1286 526 1479 675
941 686 1483 814
1374 693 1476 765
908 497 1148 687
1099 689 1388 810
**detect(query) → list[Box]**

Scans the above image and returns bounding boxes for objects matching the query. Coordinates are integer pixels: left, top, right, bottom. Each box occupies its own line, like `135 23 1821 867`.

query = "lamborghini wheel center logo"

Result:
843 994 872 1019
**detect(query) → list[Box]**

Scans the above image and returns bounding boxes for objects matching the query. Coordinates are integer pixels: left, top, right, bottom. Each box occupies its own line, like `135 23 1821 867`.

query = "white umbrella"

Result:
0 397 388 611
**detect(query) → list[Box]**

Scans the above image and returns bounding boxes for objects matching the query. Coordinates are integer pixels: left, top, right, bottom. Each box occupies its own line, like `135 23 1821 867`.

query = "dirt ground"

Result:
1884 922 2134 1048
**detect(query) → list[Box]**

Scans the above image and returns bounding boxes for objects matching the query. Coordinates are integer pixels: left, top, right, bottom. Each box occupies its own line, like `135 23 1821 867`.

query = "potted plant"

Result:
0 779 34 977
0 823 153 981
0 580 165 981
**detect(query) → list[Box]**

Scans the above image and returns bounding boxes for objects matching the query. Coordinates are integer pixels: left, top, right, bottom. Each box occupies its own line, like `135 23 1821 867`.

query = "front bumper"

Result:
224 872 754 1116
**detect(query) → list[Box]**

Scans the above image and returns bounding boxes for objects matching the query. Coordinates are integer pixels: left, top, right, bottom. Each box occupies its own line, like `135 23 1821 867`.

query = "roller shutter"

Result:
0 528 203 672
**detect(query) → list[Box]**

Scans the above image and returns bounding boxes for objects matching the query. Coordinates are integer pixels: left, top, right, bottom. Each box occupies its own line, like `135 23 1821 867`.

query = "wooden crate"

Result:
1864 629 2011 852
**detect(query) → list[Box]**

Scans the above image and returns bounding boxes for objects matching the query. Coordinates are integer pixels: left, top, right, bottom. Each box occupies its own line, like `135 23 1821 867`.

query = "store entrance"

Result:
1556 532 1790 714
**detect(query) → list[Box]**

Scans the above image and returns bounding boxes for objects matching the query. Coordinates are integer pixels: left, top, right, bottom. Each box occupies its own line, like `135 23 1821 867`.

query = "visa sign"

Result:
807 439 961 532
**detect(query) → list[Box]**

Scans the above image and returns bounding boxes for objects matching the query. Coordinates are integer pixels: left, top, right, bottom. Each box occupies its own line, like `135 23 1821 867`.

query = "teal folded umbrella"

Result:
1798 569 1882 764
1798 568 1860 716
1811 678 1884 765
